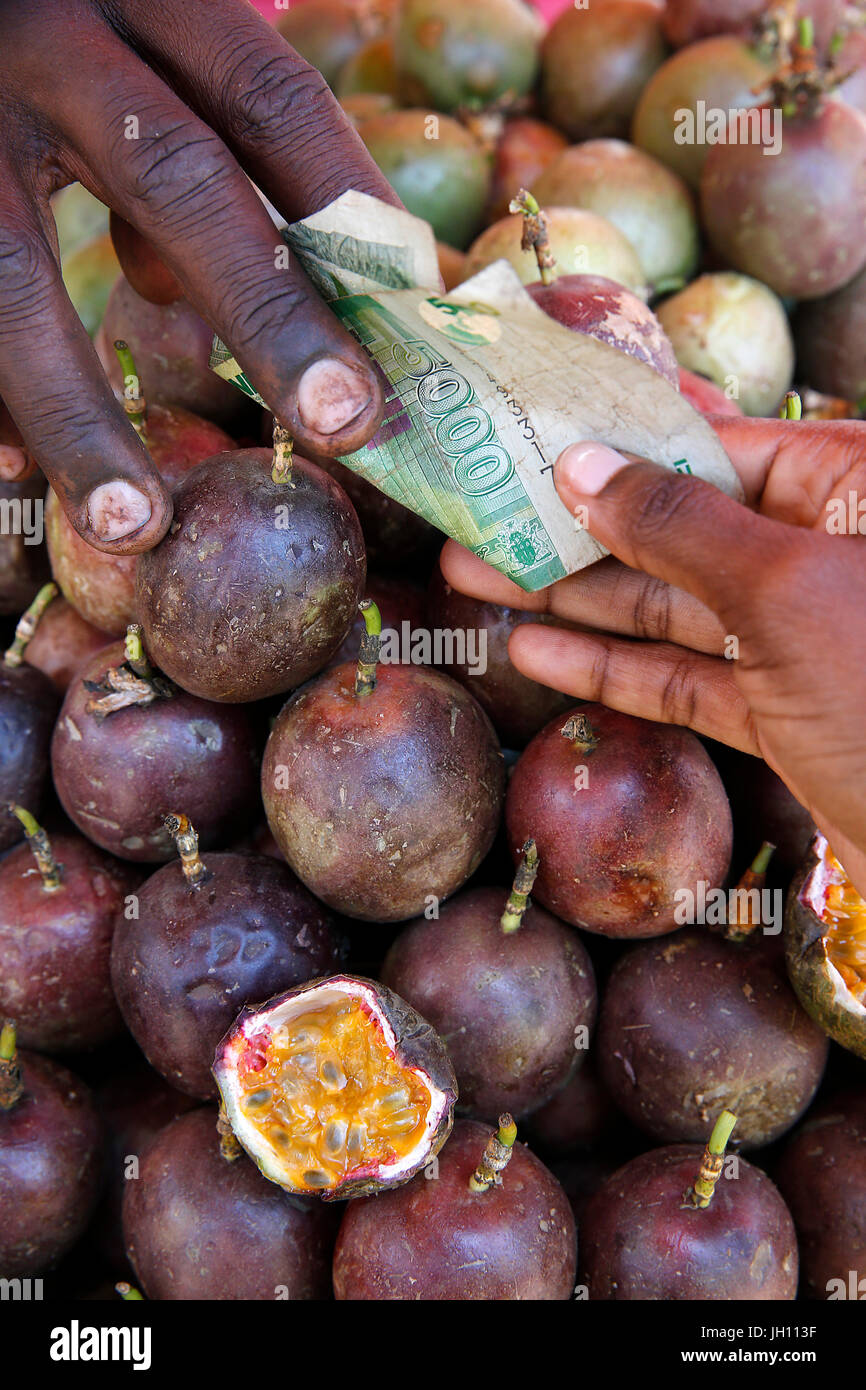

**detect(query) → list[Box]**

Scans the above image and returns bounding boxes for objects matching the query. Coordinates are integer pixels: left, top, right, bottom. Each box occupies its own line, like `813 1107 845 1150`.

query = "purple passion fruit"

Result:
485 117 568 225
527 273 679 385
0 588 61 852
794 264 866 405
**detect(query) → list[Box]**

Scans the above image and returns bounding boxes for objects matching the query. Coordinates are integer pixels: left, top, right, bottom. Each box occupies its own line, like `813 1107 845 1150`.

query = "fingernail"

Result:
297 357 372 436
86 481 152 541
556 442 629 497
0 445 28 481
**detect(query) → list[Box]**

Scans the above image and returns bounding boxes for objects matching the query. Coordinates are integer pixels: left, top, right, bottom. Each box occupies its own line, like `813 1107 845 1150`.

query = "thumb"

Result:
555 441 799 622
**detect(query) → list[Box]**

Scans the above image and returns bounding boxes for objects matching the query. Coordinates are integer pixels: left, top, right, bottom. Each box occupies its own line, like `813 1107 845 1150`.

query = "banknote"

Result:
210 192 742 592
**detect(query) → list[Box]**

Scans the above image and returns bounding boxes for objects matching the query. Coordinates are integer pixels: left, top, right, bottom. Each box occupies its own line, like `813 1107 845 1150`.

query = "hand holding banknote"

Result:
442 415 866 898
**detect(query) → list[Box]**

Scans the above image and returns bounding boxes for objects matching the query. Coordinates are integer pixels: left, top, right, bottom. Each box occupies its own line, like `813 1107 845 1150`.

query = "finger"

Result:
440 540 726 654
0 179 171 552
508 624 759 754
710 415 866 524
113 0 401 218
552 440 803 626
48 37 384 457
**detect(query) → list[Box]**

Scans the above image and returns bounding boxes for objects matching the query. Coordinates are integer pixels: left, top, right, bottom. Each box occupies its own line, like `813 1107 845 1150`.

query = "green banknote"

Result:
210 192 742 593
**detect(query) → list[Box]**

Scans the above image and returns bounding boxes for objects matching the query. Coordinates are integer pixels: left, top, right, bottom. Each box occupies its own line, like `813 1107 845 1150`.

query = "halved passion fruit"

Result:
213 975 457 1200
785 834 866 1059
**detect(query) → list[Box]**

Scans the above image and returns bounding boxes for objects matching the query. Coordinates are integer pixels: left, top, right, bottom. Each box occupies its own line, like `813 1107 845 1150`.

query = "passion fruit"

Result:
527 274 679 386
0 1023 103 1276
700 100 866 300
540 1 668 142
333 1115 576 1299
794 264 866 405
0 808 139 1053
123 1107 338 1299
533 140 699 296
357 109 491 248
0 476 51 616
632 35 773 188
335 35 398 98
785 835 866 1060
275 0 385 88
22 597 109 693
137 440 365 703
214 974 457 1199
426 567 572 746
381 841 598 1120
393 0 542 113
50 629 259 861
0 587 61 853
505 705 733 938
110 816 346 1098
579 1110 799 1299
678 366 744 417
597 929 829 1147
484 117 568 225
262 602 504 922
657 272 794 417
774 1090 866 1300
62 233 121 338
464 206 648 296
662 0 845 51
313 455 441 572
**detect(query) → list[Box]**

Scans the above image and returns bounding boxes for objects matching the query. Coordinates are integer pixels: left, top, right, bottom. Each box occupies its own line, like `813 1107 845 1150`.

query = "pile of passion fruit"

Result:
1 0 865 1303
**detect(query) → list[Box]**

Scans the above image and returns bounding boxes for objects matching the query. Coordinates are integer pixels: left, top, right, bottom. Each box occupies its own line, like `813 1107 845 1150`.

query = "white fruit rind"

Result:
801 834 866 1020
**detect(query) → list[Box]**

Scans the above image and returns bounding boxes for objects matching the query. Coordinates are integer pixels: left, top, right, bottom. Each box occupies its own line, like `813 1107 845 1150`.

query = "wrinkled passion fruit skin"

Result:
794 264 866 405
632 36 773 188
110 854 346 1099
98 277 251 430
0 1052 103 1276
123 1108 338 1299
0 834 139 1052
216 974 458 1199
774 1092 866 1299
137 450 366 703
662 0 845 51
394 0 541 113
262 663 505 922
506 704 733 937
540 1 668 142
0 661 59 853
533 139 699 296
333 1118 576 1299
597 930 829 1148
700 102 866 301
579 1144 799 1300
426 567 572 747
51 640 259 861
46 406 235 637
381 887 597 1121
526 274 679 386
357 109 491 249
785 840 866 1060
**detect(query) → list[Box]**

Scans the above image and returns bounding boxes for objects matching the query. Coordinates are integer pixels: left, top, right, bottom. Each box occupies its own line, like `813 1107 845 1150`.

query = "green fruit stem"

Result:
508 188 557 286
0 1020 22 1110
124 623 154 681
113 340 148 441
725 840 776 940
165 813 210 888
683 1109 737 1209
561 712 598 754
355 599 382 697
780 390 802 420
501 838 539 934
115 1283 144 1301
469 1113 518 1193
6 804 63 893
272 423 294 485
3 582 58 668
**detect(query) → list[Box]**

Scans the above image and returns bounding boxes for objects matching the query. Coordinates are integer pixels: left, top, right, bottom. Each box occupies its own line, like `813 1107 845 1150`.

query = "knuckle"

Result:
0 224 52 333
221 47 333 154
630 574 672 642
628 471 697 554
28 393 109 473
221 276 310 354
658 658 700 728
109 104 231 220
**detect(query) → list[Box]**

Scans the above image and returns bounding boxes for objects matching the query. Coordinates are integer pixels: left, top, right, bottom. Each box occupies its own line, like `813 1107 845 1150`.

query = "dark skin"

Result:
442 416 866 898
0 0 399 552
